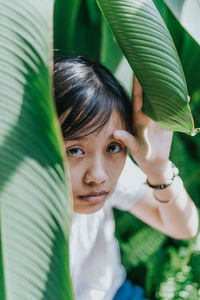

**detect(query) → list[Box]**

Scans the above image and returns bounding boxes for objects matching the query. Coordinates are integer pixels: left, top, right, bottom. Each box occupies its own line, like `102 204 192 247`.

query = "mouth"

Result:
78 191 109 204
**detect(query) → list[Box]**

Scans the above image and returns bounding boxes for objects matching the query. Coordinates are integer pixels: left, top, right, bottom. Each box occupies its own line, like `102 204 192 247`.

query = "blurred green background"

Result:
54 0 200 299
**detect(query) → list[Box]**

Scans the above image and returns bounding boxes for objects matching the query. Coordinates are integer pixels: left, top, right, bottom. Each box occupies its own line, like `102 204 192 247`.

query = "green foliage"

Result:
145 246 168 297
153 0 200 120
100 21 133 97
54 0 102 61
1 0 199 299
114 209 166 271
163 0 200 46
97 0 196 135
155 242 200 300
54 0 82 56
114 210 200 299
0 0 73 299
154 0 200 205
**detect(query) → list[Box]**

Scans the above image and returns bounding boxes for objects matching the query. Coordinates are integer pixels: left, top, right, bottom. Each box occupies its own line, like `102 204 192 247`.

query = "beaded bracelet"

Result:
146 162 179 190
153 177 183 205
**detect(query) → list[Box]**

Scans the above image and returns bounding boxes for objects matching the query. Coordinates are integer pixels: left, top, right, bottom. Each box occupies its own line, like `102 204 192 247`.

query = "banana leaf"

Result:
0 1 74 299
54 0 81 57
54 0 102 61
73 0 102 61
96 0 199 135
100 18 133 97
153 0 200 108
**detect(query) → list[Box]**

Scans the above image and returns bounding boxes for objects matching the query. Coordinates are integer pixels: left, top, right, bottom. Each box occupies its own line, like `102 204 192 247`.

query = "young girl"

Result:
54 56 199 300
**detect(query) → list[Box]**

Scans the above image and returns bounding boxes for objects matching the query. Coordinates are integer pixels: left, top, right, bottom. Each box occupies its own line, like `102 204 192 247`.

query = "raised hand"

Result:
114 75 173 183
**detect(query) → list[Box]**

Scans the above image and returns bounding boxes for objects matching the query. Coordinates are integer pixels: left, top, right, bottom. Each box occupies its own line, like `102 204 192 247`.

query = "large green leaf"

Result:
73 0 102 61
86 0 102 25
54 0 102 61
54 0 81 57
151 0 200 205
100 18 133 97
96 0 199 135
0 1 73 299
153 0 200 109
100 18 123 74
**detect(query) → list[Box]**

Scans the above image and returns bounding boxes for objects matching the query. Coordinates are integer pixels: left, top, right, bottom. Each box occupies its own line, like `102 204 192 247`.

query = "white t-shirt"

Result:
69 156 147 300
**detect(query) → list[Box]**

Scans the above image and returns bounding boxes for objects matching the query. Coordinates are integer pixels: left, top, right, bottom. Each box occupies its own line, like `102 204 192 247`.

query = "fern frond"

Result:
121 227 166 270
145 246 168 297
114 209 146 242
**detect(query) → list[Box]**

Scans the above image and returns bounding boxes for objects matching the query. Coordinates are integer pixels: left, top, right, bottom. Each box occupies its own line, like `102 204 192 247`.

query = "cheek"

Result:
107 153 127 185
66 159 83 192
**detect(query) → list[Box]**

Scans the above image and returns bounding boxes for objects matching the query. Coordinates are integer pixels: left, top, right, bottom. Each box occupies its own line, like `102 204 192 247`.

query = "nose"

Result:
84 157 108 185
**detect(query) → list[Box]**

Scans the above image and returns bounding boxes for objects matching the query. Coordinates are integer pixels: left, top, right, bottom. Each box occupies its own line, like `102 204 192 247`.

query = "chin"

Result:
73 201 105 215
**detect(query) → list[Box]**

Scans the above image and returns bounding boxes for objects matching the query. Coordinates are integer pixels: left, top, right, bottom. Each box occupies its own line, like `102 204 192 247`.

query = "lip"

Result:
78 191 109 204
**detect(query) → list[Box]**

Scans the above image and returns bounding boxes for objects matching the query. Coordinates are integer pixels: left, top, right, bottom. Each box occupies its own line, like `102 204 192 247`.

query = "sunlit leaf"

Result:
97 0 198 135
0 0 73 299
100 19 133 96
153 0 200 105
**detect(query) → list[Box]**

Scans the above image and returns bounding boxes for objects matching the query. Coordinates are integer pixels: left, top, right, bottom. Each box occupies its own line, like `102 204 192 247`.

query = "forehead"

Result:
95 110 124 138
67 110 124 143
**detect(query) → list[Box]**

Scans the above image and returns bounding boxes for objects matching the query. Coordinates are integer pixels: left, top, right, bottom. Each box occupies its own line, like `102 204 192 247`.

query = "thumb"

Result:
113 130 140 155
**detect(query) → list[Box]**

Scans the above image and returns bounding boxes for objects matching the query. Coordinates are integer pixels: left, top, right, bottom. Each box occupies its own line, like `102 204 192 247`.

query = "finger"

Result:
188 95 190 103
132 75 151 130
132 75 143 113
113 130 140 155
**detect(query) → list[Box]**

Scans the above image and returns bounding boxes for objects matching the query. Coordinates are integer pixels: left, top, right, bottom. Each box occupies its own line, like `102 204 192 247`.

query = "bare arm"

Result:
114 76 199 239
129 180 198 239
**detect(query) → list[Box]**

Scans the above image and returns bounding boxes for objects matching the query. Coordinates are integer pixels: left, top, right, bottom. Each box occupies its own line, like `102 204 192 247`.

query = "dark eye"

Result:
66 148 84 157
107 144 121 154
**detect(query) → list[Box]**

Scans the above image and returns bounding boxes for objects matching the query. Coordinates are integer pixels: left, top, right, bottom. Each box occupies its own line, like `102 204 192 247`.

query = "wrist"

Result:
153 175 183 204
145 160 174 186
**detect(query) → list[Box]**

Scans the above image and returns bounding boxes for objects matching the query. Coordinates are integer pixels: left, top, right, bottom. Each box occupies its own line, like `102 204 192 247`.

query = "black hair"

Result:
53 55 132 140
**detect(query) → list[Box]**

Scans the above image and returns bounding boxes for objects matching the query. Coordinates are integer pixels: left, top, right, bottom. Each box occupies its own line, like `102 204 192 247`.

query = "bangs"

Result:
61 92 126 140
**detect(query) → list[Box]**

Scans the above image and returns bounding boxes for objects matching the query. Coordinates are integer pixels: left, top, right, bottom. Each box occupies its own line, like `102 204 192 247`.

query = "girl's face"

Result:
64 111 127 214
